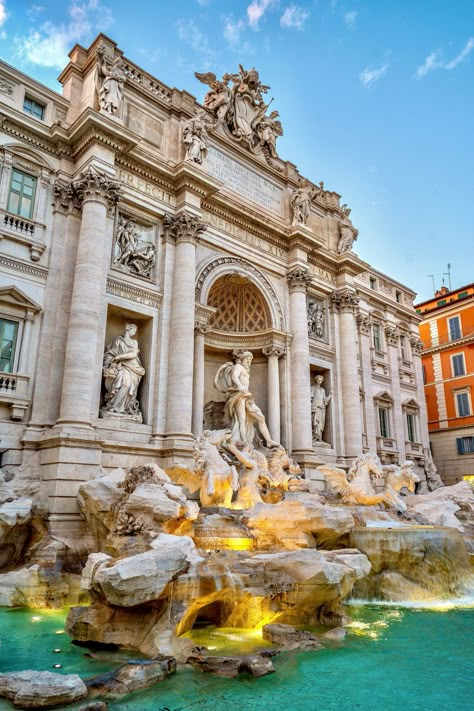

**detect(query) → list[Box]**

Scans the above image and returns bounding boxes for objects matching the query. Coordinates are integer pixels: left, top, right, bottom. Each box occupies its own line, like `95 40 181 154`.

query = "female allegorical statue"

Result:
101 323 145 422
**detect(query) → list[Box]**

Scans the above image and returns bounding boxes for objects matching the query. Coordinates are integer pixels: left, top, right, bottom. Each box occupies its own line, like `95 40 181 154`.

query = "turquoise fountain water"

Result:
1 602 473 711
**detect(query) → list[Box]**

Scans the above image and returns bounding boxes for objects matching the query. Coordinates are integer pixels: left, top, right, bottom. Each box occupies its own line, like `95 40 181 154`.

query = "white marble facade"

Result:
0 35 430 531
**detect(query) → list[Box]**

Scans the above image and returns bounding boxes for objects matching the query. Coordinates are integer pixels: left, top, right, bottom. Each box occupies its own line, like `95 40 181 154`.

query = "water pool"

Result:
0 604 473 711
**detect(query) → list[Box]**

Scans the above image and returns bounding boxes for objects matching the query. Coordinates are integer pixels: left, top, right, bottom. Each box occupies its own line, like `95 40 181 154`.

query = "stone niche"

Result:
310 367 333 449
100 305 153 425
203 347 269 432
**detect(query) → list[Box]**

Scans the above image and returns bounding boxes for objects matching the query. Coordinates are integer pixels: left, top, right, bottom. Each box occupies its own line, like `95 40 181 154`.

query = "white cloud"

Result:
15 1 113 69
0 1 7 28
176 18 215 68
415 37 474 78
343 10 357 28
280 5 310 30
359 62 389 88
223 15 246 49
247 0 278 29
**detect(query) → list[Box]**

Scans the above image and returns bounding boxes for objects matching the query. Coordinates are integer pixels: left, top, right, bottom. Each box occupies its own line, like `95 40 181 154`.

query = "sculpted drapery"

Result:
101 323 145 421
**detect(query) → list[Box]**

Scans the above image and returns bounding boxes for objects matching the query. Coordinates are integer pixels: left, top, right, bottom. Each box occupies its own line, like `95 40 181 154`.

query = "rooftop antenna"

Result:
443 263 452 291
427 275 436 294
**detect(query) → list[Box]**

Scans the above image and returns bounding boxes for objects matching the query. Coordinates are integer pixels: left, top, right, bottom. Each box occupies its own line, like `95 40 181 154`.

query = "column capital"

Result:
356 312 372 335
409 334 423 355
384 324 399 346
194 321 210 336
53 180 80 213
164 211 207 245
330 288 360 313
287 266 312 293
73 166 122 209
262 344 286 358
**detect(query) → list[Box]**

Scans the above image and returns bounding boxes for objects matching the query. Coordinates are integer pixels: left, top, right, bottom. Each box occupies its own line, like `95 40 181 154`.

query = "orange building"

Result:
416 283 474 485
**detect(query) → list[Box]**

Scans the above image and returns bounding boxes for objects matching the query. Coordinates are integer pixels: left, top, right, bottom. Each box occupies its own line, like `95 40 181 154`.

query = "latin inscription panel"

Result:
206 147 283 214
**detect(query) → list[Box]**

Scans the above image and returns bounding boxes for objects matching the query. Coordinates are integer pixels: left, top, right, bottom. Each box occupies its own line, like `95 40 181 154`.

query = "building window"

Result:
23 96 45 120
448 315 462 341
452 353 466 378
378 407 390 438
406 413 417 443
0 318 18 373
455 391 471 418
422 365 427 384
395 290 402 303
7 169 37 219
458 291 468 300
437 299 446 307
370 277 377 290
399 334 408 360
373 323 382 351
456 437 474 455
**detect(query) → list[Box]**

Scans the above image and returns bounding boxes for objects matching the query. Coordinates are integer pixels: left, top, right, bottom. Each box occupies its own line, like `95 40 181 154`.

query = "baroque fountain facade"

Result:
0 34 472 709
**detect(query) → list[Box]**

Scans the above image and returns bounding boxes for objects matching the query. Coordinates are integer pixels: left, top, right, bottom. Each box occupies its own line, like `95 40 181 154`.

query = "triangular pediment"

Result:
374 390 394 404
402 398 420 410
0 285 41 312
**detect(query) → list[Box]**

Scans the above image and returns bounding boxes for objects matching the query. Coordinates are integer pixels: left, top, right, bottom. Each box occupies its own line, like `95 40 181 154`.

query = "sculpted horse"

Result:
318 452 415 512
193 429 240 508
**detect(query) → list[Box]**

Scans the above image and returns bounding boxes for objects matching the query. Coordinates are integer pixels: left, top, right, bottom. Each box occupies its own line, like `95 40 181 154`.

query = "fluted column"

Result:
58 167 121 426
165 212 206 435
357 313 377 451
331 288 362 458
192 322 208 436
263 345 285 443
288 267 313 453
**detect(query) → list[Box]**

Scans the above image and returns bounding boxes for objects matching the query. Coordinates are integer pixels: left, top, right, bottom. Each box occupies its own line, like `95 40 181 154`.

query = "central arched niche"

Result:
203 273 272 432
207 274 271 333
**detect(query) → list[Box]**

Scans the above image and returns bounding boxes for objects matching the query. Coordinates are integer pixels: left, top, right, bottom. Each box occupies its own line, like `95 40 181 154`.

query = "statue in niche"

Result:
311 374 331 443
307 300 325 340
213 350 279 448
101 323 145 422
290 180 318 227
195 66 283 165
96 46 126 117
337 205 359 254
113 213 156 279
183 110 214 164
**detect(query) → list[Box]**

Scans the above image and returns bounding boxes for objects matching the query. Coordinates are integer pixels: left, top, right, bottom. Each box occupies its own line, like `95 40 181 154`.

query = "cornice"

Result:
204 327 291 351
201 201 288 252
67 107 138 158
0 111 70 158
115 155 175 194
421 332 474 356
0 254 48 280
106 276 162 308
171 161 222 199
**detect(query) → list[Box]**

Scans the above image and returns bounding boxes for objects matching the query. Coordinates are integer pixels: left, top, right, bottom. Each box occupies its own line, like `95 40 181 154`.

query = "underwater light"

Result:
30 616 42 622
55 630 65 635
53 664 62 669
52 649 61 653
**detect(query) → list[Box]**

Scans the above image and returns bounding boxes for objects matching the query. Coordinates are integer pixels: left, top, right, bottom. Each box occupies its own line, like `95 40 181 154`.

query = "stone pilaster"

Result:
287 267 313 454
356 313 377 452
331 288 362 459
263 345 286 443
165 212 206 437
384 324 405 459
57 167 122 426
410 334 430 457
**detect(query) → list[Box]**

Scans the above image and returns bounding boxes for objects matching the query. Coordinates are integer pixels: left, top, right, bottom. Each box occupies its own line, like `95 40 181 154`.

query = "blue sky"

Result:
1 0 473 301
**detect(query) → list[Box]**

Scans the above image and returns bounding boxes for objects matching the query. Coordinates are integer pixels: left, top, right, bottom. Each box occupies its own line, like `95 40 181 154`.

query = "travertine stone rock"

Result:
262 623 322 650
244 497 355 549
94 535 197 606
0 670 87 708
86 658 176 699
0 496 32 568
0 564 83 607
405 481 474 531
187 653 274 678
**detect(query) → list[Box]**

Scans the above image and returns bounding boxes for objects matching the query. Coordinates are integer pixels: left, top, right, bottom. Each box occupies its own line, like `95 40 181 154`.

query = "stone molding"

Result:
106 276 162 308
194 302 216 335
0 255 48 280
287 266 312 293
0 77 14 96
204 328 290 353
163 211 206 245
330 288 360 313
409 334 424 355
356 312 372 335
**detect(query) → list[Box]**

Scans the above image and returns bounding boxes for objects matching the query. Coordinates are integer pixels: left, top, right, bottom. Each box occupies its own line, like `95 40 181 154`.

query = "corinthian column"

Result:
58 167 121 427
385 324 405 458
165 212 206 435
263 345 285 443
287 267 313 453
331 288 362 459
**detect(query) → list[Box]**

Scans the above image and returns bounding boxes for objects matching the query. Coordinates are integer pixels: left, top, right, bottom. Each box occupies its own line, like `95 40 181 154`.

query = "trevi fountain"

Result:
0 35 472 711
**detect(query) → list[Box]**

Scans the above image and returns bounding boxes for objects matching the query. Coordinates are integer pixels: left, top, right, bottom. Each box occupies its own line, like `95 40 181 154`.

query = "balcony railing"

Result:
0 371 30 420
3 213 35 237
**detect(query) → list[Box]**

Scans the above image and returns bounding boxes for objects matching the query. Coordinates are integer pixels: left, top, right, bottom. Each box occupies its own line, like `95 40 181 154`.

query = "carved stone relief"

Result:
307 298 326 341
183 110 214 164
290 180 319 227
96 45 126 117
112 212 157 281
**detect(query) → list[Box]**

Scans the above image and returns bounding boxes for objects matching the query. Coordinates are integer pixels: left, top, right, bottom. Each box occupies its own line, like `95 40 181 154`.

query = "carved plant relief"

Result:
112 212 156 280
